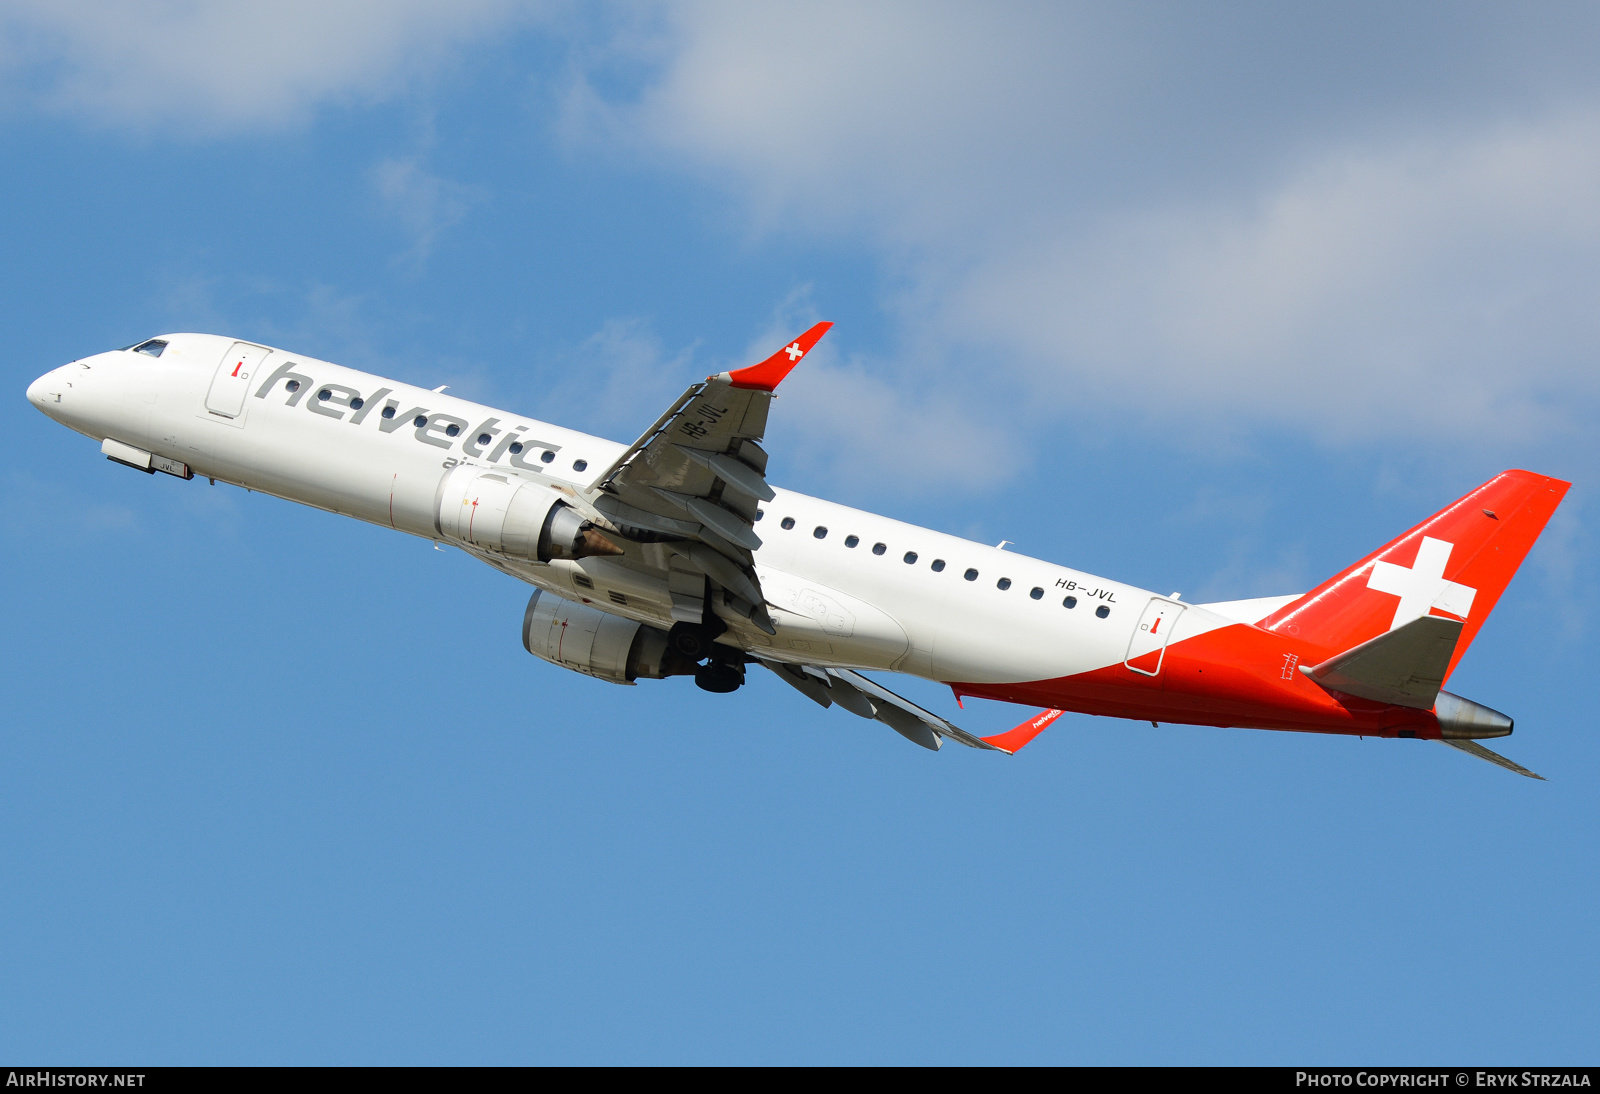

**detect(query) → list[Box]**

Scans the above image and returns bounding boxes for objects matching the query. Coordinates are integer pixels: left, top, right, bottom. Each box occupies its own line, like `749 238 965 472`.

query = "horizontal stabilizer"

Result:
1442 739 1545 780
1300 614 1463 709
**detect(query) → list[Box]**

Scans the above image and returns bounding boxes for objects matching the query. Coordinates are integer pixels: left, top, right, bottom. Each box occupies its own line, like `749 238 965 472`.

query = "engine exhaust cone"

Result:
576 528 624 557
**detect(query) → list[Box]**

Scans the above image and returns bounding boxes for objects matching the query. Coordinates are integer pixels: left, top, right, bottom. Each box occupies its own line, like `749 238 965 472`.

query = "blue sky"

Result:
2 2 1597 1064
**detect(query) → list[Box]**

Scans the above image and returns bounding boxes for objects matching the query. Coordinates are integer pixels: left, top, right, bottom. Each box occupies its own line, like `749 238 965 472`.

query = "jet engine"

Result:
521 589 696 684
435 464 622 562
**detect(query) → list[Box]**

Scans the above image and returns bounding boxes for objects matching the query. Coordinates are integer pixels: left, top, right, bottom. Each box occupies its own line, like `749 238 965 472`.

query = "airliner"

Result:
26 324 1568 777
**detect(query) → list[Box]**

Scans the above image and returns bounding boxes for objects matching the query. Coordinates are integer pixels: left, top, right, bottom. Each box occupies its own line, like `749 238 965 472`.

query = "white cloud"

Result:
614 3 1106 244
772 360 1021 495
534 318 698 439
577 2 1600 446
954 112 1600 442
373 157 483 265
0 0 523 132
17 2 1599 454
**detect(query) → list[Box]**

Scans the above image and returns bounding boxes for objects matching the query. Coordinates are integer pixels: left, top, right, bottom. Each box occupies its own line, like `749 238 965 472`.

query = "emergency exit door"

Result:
205 342 271 418
1125 598 1185 676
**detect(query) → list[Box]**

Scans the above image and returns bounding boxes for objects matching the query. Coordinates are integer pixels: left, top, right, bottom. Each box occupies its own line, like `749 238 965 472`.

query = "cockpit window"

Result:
132 340 167 358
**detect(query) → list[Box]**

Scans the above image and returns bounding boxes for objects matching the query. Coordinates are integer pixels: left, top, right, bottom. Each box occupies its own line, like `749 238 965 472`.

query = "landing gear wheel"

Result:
694 661 744 693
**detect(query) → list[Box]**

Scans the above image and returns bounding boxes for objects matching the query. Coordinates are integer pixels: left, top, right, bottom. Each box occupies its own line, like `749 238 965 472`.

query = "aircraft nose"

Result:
26 371 53 410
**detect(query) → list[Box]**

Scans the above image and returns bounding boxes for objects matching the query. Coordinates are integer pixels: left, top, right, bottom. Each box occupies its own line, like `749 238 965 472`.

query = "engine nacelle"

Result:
521 590 695 684
435 464 621 562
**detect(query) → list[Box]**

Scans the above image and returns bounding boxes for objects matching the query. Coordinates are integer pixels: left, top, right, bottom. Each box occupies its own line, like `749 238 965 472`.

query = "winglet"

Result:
722 321 833 391
982 708 1063 754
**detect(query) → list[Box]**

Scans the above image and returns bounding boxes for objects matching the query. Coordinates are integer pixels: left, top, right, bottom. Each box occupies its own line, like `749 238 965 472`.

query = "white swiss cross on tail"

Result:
1367 536 1477 631
783 342 803 361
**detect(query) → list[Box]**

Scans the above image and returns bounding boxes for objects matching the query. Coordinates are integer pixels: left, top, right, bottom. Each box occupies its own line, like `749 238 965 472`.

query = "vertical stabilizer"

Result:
1260 471 1568 681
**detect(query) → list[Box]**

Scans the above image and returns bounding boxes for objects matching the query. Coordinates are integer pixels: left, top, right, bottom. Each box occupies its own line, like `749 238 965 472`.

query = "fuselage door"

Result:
1125 597 1185 677
206 342 271 418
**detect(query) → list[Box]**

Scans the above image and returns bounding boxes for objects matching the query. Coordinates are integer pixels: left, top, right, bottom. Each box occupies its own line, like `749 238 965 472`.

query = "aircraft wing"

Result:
580 322 832 635
759 658 1001 752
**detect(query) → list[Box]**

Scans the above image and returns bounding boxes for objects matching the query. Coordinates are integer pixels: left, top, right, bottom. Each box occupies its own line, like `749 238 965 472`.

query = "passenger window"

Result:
814 526 828 539
317 389 332 402
845 535 859 548
132 340 167 357
872 543 886 555
574 459 588 472
478 434 493 446
997 578 1012 590
931 559 945 572
350 397 364 410
286 380 301 393
755 510 765 521
1064 596 1077 609
446 424 461 437
1096 605 1110 618
414 415 428 428
903 551 918 564
381 405 395 419
509 442 524 454
964 568 978 581
781 517 796 530
540 450 555 463
1030 587 1043 600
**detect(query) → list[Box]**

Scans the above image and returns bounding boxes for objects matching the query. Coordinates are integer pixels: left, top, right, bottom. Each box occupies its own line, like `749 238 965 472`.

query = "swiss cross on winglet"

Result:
720 321 833 391
981 708 1064 754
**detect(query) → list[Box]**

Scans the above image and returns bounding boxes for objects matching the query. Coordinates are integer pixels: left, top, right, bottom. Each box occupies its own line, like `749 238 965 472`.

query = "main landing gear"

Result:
668 619 748 694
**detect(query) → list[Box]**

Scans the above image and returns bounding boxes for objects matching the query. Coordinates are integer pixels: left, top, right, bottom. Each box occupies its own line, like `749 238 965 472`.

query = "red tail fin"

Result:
1260 470 1569 681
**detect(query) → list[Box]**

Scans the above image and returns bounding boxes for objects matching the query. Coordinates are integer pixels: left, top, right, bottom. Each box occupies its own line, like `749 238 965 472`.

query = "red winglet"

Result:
982 708 1063 754
725 321 833 391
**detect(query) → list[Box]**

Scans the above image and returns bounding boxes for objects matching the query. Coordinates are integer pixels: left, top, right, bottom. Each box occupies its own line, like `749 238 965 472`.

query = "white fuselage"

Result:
27 335 1240 689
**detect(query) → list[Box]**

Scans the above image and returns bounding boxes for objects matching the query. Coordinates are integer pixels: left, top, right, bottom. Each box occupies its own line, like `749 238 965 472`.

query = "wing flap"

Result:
676 444 775 501
764 660 835 709
684 495 762 551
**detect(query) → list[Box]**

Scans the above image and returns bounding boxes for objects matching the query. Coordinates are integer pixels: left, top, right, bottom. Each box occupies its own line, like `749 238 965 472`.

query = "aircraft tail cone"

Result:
1435 690 1513 739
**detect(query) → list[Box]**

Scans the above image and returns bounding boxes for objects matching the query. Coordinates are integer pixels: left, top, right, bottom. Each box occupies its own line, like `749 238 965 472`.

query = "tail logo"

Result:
1367 536 1477 631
